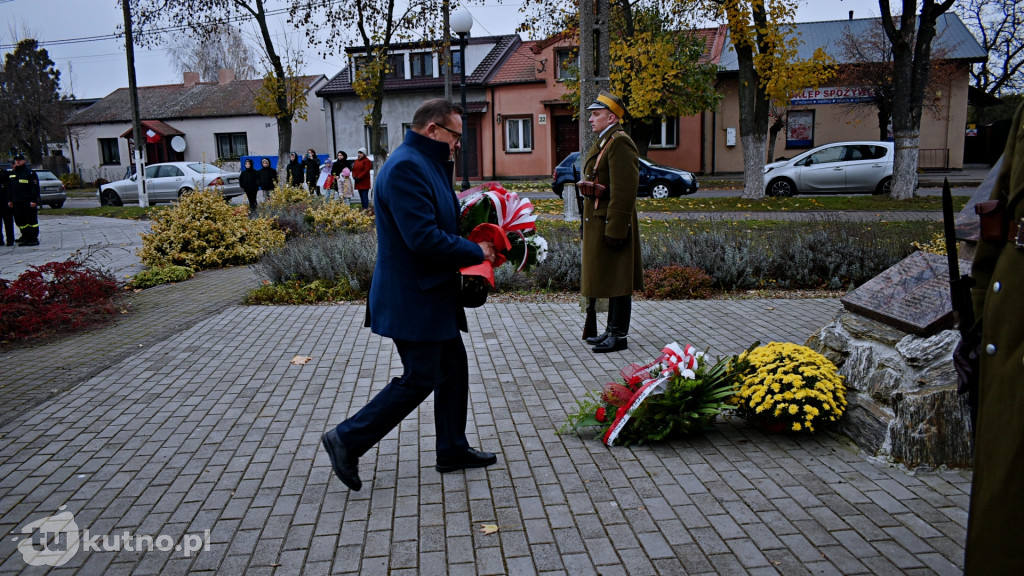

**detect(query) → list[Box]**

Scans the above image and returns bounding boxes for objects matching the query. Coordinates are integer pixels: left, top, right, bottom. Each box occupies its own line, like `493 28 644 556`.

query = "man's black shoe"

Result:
321 430 362 491
436 448 497 473
593 335 627 353
585 331 609 345
19 240 39 246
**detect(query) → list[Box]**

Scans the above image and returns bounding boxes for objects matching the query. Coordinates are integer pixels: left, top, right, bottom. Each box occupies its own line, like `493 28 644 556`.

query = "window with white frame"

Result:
648 117 678 148
505 117 533 153
410 52 433 78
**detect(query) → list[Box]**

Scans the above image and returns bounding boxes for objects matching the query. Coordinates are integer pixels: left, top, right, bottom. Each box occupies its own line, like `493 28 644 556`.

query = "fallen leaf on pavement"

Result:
291 356 313 365
479 524 498 535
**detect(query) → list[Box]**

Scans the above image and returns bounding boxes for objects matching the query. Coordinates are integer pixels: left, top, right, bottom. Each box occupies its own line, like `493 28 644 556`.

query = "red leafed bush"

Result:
643 265 714 300
0 260 120 342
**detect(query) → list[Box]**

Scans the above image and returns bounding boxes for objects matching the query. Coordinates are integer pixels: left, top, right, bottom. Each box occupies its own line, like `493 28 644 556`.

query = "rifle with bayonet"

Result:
943 178 979 436
574 160 598 340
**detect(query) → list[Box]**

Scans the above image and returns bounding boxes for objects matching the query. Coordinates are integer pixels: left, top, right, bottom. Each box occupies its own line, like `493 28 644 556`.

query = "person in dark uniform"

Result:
579 91 642 353
286 152 303 187
7 154 41 246
0 164 14 246
321 98 498 492
257 157 277 198
238 158 259 212
303 149 321 195
964 100 1024 574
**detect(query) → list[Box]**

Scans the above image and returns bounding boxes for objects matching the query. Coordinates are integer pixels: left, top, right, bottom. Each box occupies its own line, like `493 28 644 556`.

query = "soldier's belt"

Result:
576 180 607 199
976 200 1024 249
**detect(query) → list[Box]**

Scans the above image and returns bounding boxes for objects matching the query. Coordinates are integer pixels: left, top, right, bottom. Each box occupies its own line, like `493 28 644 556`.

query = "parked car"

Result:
551 152 699 198
763 141 894 197
97 162 243 206
35 170 67 209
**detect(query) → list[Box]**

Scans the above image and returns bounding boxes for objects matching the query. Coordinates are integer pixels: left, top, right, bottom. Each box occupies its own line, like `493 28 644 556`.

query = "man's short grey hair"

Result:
412 98 463 130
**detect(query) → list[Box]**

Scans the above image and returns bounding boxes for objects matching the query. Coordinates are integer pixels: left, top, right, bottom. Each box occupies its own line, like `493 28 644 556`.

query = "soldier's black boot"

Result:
593 296 631 353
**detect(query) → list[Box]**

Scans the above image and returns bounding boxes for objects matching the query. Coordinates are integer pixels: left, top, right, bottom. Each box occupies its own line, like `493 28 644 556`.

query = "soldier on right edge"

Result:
963 100 1024 574
579 91 643 353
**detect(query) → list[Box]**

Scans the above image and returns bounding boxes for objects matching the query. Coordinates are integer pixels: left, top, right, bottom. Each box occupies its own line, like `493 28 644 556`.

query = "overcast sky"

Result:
1 0 885 100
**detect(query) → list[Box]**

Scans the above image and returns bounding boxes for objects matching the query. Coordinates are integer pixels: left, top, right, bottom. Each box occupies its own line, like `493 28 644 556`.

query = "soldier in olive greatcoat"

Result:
579 91 643 353
964 101 1024 574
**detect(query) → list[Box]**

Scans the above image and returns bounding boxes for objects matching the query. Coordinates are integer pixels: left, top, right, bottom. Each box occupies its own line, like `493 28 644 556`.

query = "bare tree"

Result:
833 18 957 141
878 0 956 199
955 0 1023 98
131 0 310 176
166 27 260 82
292 0 444 172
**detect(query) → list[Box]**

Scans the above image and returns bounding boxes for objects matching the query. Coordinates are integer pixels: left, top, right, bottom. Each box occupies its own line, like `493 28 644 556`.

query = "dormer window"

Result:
411 52 434 78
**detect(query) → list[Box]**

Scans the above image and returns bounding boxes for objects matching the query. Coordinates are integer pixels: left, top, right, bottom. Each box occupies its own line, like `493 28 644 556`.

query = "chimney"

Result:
183 72 200 87
849 10 854 20
218 69 236 85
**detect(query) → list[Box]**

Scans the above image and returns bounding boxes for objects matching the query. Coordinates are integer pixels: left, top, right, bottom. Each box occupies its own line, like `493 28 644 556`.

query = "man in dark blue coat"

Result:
322 99 497 492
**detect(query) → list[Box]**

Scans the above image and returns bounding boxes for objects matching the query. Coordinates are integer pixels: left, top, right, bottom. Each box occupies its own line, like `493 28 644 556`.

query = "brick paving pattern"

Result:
0 215 973 574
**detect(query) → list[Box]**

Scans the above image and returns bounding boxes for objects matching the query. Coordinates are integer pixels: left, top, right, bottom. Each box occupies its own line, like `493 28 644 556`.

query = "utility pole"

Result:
122 0 148 207
443 0 452 101
568 0 610 221
579 0 610 161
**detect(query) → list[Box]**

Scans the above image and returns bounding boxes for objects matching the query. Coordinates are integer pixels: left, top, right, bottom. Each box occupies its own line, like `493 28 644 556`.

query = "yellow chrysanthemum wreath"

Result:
732 342 847 433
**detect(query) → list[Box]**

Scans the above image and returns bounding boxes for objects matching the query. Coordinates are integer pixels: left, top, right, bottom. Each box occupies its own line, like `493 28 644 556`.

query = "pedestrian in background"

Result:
321 98 498 493
352 147 372 209
303 149 321 195
0 164 14 246
257 157 277 200
331 150 348 195
286 152 303 188
6 154 40 246
239 158 260 212
964 100 1024 575
579 91 642 353
317 158 334 197
338 167 354 205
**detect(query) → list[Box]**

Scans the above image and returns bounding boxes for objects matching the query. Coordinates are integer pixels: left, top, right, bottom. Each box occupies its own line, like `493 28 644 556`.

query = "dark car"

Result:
551 152 698 198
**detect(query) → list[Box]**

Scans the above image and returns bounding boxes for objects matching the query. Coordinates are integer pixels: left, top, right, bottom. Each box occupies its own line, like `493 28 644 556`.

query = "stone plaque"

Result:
840 251 971 336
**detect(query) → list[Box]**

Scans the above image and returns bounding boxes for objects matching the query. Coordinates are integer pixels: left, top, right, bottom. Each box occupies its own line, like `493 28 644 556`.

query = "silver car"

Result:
34 170 67 209
98 162 243 206
763 141 894 197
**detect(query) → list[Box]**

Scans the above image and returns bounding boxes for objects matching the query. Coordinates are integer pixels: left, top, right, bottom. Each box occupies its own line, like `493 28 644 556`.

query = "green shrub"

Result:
59 173 84 189
138 189 285 269
127 265 195 289
245 278 359 304
643 266 714 299
254 232 376 294
305 200 375 234
247 218 938 303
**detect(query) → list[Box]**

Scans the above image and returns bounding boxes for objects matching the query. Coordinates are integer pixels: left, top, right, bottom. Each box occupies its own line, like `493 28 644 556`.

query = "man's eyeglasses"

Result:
435 123 463 144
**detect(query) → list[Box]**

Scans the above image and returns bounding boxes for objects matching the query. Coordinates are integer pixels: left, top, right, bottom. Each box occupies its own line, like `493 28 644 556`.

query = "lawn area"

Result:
46 206 166 220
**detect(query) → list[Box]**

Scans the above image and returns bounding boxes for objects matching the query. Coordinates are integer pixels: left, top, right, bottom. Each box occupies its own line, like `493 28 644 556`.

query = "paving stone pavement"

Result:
0 216 150 281
0 213 973 574
0 288 974 574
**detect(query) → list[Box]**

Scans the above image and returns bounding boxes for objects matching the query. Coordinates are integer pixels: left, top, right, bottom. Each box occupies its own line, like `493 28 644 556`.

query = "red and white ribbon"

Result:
601 342 703 446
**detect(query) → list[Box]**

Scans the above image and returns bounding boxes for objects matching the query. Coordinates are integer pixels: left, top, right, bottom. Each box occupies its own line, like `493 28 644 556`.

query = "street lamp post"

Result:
451 8 473 191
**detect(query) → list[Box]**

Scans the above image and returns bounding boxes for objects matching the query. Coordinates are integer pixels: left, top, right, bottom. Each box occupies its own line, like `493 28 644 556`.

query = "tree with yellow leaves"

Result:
520 1 721 158
706 0 834 198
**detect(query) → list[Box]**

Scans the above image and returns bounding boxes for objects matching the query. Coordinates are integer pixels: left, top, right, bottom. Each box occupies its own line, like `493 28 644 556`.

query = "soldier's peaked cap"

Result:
586 91 627 118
